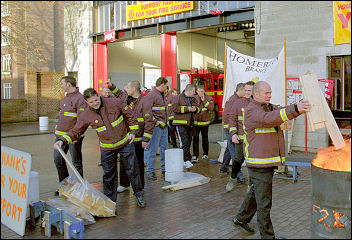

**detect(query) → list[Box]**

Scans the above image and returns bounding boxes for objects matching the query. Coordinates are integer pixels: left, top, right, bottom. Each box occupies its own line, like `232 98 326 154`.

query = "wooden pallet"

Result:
299 73 346 149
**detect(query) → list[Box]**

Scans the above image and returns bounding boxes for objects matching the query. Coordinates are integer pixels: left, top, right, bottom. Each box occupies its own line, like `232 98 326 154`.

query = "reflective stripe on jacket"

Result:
194 94 214 126
242 98 300 168
222 92 240 130
165 93 175 121
55 89 88 138
229 98 250 141
59 97 139 150
172 92 200 126
142 88 167 142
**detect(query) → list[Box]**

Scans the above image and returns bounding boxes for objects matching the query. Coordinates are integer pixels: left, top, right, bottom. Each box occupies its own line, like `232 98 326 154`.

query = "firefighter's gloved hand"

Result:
128 134 135 144
54 140 63 150
106 80 112 87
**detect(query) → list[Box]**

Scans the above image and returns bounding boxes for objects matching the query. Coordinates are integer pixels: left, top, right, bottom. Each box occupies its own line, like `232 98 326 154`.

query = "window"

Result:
3 83 12 99
2 54 11 74
214 78 218 90
1 25 10 46
219 78 224 90
1 1 9 17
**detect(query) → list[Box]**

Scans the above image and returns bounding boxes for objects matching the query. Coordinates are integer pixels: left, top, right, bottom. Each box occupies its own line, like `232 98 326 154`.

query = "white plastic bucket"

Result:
39 116 48 131
26 171 39 219
165 149 184 173
217 140 227 163
165 149 184 182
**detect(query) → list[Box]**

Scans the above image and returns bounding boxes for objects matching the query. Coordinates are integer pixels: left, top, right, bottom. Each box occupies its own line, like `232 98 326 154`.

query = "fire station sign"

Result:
1 146 32 236
333 1 351 45
104 30 117 42
127 1 194 21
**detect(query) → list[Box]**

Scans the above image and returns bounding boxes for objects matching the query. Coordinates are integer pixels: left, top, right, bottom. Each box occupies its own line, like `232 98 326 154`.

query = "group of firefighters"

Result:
53 75 311 239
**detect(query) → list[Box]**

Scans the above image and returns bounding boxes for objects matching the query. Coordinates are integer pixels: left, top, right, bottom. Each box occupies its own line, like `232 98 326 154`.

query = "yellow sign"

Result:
333 1 351 45
127 1 193 21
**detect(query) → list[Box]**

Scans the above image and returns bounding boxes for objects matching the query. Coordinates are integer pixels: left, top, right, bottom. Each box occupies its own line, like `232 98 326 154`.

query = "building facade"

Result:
65 1 351 152
1 1 71 122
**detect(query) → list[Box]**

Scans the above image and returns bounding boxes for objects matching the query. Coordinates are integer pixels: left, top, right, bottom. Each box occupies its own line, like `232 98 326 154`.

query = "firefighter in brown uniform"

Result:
109 80 146 193
226 81 255 192
54 88 146 208
53 76 87 191
220 83 245 175
192 85 214 162
142 77 169 181
231 81 311 239
172 84 200 169
165 87 178 148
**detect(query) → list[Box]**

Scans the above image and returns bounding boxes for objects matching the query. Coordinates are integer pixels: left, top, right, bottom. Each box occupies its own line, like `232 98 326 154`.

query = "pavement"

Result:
1 121 316 239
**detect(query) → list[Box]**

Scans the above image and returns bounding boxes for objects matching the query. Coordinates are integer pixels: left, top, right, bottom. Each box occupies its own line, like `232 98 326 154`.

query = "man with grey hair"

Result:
172 84 200 169
231 81 311 238
101 87 112 98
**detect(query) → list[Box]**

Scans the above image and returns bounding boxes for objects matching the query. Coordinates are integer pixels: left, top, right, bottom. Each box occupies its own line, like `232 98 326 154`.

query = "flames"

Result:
311 139 351 172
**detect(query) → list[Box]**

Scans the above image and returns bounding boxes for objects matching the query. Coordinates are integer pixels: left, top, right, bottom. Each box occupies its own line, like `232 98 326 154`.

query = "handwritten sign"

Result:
127 1 193 21
1 146 32 236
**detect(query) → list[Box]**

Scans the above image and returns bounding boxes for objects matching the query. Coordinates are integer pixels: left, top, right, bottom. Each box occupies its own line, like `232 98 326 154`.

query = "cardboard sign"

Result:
1 146 32 236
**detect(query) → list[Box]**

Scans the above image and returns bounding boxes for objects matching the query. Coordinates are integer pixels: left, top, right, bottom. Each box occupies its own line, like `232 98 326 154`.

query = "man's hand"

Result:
200 95 205 101
54 140 63 150
142 141 148 148
232 134 240 144
188 106 196 112
297 99 311 113
105 80 112 88
128 134 135 144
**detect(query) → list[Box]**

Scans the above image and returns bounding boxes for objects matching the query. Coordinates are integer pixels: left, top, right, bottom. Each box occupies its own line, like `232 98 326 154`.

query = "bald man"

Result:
231 81 311 238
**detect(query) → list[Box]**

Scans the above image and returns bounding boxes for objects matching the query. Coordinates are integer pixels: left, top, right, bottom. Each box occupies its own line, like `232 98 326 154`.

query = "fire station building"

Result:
64 1 351 153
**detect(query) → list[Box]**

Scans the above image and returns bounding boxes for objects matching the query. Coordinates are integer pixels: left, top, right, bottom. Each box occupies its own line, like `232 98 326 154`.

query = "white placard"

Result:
1 146 32 236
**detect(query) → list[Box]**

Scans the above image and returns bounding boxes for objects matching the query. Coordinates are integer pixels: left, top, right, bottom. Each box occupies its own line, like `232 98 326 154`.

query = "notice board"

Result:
1 146 32 236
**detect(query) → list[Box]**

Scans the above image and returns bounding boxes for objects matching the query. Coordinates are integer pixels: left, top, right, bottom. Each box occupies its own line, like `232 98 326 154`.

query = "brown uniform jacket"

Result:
59 97 139 151
171 92 200 126
142 88 167 142
243 98 300 168
165 93 175 121
194 94 215 126
229 97 250 141
222 92 241 130
55 89 88 138
108 83 128 101
127 95 145 143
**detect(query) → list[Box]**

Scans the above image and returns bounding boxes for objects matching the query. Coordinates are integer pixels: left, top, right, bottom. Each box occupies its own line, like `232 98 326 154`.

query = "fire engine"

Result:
178 70 224 124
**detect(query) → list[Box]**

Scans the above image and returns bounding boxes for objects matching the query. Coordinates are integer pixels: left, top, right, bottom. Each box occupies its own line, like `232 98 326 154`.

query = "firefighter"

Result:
192 85 214 162
53 76 87 194
165 87 178 148
226 81 255 192
100 87 112 98
54 88 146 208
114 80 146 193
231 81 311 238
220 83 245 180
142 77 169 181
172 84 200 169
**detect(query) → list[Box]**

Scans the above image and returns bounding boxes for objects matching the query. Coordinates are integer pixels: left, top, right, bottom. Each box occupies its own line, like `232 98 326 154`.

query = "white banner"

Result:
223 46 285 107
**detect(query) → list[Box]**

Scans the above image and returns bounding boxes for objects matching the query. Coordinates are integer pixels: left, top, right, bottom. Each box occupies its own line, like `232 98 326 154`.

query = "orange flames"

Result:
311 139 351 172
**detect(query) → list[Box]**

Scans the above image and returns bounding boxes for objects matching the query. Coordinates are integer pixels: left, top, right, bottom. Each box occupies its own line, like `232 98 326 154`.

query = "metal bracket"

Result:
29 201 84 239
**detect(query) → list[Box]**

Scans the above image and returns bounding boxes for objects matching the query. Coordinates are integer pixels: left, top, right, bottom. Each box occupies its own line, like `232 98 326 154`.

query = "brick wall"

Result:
1 71 65 123
254 1 351 152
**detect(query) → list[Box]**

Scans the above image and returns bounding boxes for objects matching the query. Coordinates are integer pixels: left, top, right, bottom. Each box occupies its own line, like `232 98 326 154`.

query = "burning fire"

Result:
311 139 351 172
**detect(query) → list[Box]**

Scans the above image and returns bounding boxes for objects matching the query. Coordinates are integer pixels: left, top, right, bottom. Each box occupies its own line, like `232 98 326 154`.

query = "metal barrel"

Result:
311 164 351 238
